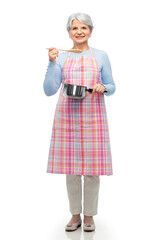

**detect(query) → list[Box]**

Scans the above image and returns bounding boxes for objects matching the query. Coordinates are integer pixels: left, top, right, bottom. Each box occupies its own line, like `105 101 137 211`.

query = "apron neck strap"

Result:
89 47 95 59
67 52 72 58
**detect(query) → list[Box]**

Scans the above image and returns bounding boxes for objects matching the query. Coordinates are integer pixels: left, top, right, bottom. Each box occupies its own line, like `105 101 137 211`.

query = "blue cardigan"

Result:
43 47 116 96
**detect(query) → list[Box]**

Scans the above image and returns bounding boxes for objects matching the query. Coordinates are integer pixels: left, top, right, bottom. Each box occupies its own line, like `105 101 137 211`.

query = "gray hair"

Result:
66 13 94 32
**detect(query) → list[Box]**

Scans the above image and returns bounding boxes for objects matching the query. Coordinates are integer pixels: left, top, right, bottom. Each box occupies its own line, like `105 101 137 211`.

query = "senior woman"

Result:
43 12 116 232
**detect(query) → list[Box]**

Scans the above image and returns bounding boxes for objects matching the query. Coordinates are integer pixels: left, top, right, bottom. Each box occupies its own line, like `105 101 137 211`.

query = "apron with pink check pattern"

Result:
47 48 113 175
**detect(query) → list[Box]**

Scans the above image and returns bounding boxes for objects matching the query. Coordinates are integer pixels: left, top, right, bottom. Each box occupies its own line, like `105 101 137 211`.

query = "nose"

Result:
77 28 82 34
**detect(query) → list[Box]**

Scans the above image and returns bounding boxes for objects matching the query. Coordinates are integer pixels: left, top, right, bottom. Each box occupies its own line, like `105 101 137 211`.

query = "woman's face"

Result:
69 19 92 45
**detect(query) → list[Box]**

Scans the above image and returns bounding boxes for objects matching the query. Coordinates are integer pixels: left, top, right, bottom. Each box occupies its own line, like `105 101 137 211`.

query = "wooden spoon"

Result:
46 48 82 53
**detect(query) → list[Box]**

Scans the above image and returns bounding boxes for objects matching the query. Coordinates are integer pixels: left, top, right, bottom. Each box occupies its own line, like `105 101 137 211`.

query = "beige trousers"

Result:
66 175 100 216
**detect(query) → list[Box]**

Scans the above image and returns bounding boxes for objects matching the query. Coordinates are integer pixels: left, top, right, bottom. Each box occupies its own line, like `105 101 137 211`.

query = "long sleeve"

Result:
43 61 62 96
100 52 116 96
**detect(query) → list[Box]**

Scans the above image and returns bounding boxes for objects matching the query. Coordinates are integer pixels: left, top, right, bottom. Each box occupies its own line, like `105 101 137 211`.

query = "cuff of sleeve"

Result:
102 84 116 96
49 61 56 65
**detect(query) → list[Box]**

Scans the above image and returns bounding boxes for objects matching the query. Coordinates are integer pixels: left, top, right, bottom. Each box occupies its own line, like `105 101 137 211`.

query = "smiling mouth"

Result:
76 36 84 38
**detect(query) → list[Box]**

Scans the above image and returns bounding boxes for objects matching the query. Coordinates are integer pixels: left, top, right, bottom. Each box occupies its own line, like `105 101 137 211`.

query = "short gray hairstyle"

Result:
66 13 94 32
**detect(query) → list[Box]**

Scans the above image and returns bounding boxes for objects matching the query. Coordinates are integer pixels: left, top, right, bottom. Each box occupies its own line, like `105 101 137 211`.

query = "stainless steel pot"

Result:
63 83 107 99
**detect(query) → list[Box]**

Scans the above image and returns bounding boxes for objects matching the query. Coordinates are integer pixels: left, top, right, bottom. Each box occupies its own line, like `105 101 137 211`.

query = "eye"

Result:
72 27 77 30
82 27 87 29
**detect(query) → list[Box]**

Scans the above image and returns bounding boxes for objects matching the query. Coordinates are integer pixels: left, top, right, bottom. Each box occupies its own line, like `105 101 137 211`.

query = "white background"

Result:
0 0 160 239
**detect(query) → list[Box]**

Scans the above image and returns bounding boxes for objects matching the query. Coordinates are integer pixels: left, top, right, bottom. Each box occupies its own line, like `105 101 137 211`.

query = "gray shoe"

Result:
83 222 95 232
65 217 82 232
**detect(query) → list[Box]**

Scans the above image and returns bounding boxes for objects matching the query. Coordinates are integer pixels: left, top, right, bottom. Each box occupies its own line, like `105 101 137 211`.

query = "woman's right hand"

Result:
48 48 59 62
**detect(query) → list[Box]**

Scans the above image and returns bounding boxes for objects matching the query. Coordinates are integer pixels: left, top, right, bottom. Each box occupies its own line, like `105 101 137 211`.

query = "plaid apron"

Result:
47 48 113 175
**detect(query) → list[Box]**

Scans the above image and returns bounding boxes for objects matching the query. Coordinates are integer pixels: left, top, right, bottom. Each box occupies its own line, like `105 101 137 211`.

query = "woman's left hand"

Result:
92 84 106 93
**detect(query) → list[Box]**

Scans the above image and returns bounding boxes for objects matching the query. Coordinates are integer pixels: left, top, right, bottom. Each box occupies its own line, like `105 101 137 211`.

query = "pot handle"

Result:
87 88 107 93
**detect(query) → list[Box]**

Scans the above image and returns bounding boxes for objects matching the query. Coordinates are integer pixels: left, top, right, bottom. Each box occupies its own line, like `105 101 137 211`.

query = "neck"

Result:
73 42 90 52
